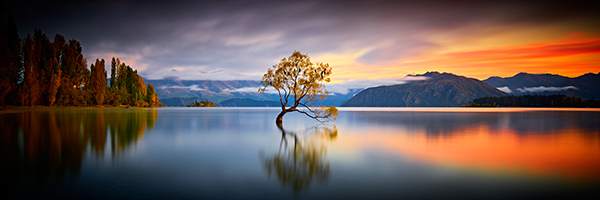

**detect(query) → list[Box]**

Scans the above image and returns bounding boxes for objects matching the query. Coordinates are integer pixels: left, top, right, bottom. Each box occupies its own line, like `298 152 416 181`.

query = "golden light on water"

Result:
337 122 600 181
331 108 600 181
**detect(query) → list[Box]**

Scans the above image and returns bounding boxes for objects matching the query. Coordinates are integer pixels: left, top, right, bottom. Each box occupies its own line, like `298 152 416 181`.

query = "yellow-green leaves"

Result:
259 51 337 123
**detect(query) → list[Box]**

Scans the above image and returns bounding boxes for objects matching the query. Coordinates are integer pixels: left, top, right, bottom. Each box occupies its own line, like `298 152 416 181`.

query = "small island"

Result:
187 100 218 107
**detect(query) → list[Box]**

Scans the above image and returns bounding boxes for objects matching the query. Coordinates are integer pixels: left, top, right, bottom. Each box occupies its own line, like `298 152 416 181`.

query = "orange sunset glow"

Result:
335 124 600 181
321 34 600 81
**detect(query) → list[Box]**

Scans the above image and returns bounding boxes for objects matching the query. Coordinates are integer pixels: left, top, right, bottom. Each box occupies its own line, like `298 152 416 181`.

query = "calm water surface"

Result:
1 107 599 199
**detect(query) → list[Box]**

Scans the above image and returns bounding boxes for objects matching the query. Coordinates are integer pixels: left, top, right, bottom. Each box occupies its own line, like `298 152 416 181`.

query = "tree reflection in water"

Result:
0 108 158 187
261 125 338 194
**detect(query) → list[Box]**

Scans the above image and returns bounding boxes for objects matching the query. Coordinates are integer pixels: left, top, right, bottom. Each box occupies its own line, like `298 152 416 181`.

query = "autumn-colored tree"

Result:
259 51 338 126
56 39 88 106
20 34 42 106
146 83 157 107
1 16 159 108
186 100 217 107
0 14 21 105
133 71 147 105
34 29 49 105
30 30 62 106
90 59 107 105
47 34 64 106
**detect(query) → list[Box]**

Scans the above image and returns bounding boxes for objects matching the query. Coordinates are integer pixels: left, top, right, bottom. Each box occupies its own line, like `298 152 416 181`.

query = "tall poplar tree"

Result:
21 34 41 106
110 57 117 90
90 59 107 105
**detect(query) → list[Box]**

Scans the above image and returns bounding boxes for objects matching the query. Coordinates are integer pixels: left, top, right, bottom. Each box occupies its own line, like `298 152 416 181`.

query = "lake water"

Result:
1 107 600 199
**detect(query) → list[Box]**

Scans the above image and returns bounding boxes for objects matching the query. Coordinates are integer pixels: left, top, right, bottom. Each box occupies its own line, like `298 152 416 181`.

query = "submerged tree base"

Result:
276 111 286 127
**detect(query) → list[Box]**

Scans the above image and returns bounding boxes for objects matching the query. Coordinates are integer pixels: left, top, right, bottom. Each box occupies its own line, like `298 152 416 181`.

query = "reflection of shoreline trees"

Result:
0 109 158 183
261 125 337 194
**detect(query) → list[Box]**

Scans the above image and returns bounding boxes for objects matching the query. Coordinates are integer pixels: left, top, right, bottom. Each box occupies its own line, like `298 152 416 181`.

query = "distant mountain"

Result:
484 72 600 99
160 97 212 107
145 78 271 103
342 72 507 107
145 78 361 107
219 98 281 107
313 88 364 107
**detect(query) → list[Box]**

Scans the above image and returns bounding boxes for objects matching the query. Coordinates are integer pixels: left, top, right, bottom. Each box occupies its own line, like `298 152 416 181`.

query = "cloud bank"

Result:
6 0 599 89
496 86 513 93
159 85 206 91
515 86 579 93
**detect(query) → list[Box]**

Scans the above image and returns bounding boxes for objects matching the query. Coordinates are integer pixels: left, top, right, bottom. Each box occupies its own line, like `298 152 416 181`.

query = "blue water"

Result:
1 107 599 199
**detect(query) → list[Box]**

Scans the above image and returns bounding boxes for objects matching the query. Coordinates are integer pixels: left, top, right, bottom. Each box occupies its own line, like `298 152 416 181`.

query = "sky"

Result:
4 0 600 92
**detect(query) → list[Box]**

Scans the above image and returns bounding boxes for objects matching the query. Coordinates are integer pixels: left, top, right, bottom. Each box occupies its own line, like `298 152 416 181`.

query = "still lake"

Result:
1 107 600 199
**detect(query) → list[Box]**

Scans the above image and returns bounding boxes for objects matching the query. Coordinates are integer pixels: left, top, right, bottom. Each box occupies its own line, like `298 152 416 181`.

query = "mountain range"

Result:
147 72 599 107
219 98 281 107
146 78 362 107
341 72 507 107
484 72 600 99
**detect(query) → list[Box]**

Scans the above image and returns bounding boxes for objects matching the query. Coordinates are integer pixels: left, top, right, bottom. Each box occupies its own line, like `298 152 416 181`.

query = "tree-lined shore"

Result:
464 94 600 107
0 15 161 108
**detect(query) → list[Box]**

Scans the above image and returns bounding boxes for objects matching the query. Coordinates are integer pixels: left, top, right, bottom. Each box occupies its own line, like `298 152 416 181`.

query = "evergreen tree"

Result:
110 57 117 90
146 83 156 107
117 62 127 91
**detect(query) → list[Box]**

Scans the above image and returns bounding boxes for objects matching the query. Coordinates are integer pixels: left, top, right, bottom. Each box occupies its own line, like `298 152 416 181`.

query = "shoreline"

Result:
0 105 157 114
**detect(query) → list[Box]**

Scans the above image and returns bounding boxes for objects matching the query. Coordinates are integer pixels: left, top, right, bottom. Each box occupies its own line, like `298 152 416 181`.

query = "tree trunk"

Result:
276 110 287 127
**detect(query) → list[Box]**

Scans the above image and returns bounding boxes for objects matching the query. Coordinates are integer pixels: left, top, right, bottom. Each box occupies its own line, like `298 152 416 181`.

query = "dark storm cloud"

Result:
3 0 599 81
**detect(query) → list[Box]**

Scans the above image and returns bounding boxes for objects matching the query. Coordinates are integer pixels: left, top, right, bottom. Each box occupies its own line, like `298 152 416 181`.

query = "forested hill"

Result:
342 72 507 107
484 72 600 99
0 16 160 107
467 94 600 107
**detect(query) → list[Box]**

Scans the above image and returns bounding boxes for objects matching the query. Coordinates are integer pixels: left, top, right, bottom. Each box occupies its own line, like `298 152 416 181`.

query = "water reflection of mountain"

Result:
347 111 600 135
0 109 158 186
260 126 338 194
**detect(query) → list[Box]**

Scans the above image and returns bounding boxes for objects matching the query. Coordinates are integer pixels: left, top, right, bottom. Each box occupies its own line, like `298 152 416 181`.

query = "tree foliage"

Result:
90 59 107 105
259 51 337 125
186 100 217 107
110 57 117 91
56 38 88 106
146 83 160 107
0 16 161 107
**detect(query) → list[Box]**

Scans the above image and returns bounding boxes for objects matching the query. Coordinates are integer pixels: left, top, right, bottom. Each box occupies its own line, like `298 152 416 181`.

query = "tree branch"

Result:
295 109 326 123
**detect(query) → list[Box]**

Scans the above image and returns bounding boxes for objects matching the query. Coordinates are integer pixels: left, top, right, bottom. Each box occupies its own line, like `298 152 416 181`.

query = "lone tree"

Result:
259 51 338 126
